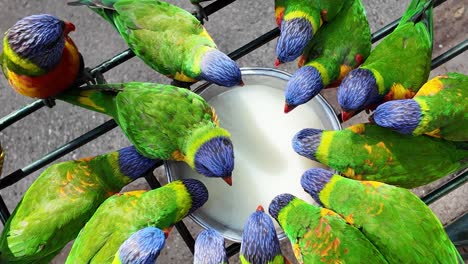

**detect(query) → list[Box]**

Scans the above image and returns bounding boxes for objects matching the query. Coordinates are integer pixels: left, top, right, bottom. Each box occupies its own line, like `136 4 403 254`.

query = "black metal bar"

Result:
204 0 237 17
0 120 118 189
371 0 447 42
431 39 468 70
226 243 241 257
0 194 10 224
0 100 45 131
144 172 196 254
422 170 467 205
229 28 280 61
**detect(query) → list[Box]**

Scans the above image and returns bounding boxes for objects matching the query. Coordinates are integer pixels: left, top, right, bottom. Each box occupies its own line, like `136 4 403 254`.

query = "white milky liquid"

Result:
174 84 331 241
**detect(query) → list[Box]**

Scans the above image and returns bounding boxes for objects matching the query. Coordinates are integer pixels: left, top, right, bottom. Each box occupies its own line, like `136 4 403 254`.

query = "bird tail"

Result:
398 0 434 43
55 85 121 118
68 0 117 25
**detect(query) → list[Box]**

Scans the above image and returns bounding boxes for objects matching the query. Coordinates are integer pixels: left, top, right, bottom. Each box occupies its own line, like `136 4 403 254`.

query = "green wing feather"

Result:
302 0 371 86
412 72 468 141
317 124 468 188
57 82 216 160
319 175 461 263
66 181 193 264
278 198 387 263
361 0 433 98
0 153 132 263
283 0 346 30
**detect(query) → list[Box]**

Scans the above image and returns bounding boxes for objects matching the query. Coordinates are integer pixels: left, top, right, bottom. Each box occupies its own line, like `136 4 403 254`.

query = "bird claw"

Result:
76 68 107 88
42 98 56 108
193 3 208 24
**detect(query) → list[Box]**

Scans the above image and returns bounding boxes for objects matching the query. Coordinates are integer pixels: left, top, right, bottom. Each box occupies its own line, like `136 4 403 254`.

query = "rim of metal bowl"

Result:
165 67 342 242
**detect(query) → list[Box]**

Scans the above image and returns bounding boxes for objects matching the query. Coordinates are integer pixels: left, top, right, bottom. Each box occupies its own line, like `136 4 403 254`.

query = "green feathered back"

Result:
302 0 371 86
56 82 220 163
72 0 216 81
413 72 468 141
316 123 467 188
0 152 133 263
65 181 194 264
361 0 433 98
319 174 462 263
277 197 388 263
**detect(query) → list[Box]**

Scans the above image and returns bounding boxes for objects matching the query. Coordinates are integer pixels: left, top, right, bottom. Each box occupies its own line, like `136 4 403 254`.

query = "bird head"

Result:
372 99 421 135
284 66 323 113
300 168 334 205
181 178 209 214
337 68 380 121
241 205 282 264
118 146 159 180
117 227 166 264
268 193 295 221
194 229 227 264
200 49 243 87
292 128 323 161
6 14 75 71
193 136 235 186
276 18 313 64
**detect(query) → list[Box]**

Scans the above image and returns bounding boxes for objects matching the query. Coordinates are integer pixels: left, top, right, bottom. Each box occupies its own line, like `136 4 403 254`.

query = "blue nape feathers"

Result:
269 193 295 220
117 227 166 264
6 14 69 71
194 137 234 185
194 229 228 264
181 179 209 214
372 99 421 134
241 205 283 264
285 66 323 112
276 18 313 64
118 146 159 180
300 168 335 206
337 68 380 112
292 128 323 161
200 49 243 87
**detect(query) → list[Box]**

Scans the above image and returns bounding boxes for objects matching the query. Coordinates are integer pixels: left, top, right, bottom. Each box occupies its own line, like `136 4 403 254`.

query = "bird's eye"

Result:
222 138 231 147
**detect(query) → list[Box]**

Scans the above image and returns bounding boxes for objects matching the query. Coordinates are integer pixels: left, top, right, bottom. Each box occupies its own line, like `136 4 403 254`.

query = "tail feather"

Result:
67 0 115 10
398 0 434 46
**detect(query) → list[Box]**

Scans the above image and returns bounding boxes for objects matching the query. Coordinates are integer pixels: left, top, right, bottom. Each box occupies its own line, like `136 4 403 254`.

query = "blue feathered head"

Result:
301 168 334 206
269 193 295 221
6 14 75 70
372 99 421 134
200 49 243 87
118 146 159 180
241 205 282 263
276 18 313 64
292 128 323 161
194 137 235 185
181 179 209 214
117 227 166 264
284 66 323 113
337 68 380 117
194 229 227 264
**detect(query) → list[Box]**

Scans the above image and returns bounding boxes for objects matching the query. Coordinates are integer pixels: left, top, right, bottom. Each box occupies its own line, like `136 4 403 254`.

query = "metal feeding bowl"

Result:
165 68 341 242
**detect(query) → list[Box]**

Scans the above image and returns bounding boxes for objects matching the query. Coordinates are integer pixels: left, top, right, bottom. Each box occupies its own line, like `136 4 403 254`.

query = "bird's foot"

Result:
42 98 56 108
170 79 193 89
76 68 107 88
192 3 208 24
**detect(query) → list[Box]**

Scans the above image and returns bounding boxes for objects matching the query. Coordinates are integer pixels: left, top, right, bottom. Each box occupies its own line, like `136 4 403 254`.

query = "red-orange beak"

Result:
341 110 355 122
284 103 296 114
274 58 282 68
64 21 76 35
222 176 232 186
163 226 173 239
256 205 264 212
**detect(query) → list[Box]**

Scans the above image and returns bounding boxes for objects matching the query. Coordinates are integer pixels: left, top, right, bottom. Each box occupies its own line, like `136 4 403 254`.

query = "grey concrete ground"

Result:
0 0 466 263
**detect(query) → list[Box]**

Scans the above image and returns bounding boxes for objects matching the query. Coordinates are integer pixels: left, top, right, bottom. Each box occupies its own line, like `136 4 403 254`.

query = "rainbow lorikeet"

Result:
66 179 209 263
68 0 243 87
269 194 388 263
372 72 468 141
0 14 83 106
194 229 228 264
301 168 463 263
0 146 158 264
337 0 434 121
292 123 468 188
240 205 290 264
284 0 371 113
57 82 234 185
274 0 347 65
112 227 167 264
